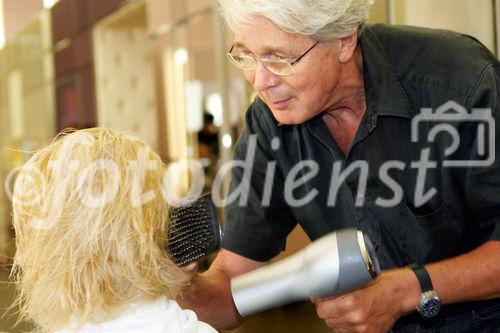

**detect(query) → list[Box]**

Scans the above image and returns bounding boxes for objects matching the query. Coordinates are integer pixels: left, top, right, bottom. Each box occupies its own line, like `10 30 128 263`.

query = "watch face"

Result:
421 297 441 318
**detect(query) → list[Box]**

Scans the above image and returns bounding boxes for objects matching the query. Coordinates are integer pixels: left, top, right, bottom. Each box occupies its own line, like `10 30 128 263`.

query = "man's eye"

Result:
267 54 288 62
233 55 248 65
232 55 256 67
239 50 253 56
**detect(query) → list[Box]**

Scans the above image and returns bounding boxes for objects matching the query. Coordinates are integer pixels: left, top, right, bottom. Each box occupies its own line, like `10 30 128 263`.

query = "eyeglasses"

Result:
227 41 319 76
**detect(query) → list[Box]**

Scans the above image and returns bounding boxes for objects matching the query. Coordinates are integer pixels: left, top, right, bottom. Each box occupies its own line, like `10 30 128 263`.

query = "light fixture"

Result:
222 134 232 148
174 48 188 66
206 93 223 127
43 0 60 9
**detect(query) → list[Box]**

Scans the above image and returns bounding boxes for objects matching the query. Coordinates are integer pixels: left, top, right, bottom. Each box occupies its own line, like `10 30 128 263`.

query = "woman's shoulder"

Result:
54 299 218 333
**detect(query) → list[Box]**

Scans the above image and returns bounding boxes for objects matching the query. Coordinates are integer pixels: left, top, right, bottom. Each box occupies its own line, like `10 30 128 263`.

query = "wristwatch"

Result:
408 263 441 318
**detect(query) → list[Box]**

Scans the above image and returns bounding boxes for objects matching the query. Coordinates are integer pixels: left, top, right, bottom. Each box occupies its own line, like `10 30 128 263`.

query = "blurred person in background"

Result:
198 112 219 158
198 112 220 191
180 0 500 332
11 128 217 333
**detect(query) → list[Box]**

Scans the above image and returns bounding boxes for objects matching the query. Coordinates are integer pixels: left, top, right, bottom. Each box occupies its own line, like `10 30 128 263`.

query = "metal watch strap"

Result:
409 263 433 292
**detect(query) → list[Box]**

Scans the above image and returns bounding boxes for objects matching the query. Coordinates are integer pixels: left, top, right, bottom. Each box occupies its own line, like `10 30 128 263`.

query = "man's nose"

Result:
252 62 279 92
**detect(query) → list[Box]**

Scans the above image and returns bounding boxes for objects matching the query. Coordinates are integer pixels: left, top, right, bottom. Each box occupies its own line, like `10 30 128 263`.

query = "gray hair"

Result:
218 0 374 42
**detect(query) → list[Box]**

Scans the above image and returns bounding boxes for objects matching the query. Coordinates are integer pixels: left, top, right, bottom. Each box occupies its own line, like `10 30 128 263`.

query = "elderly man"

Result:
182 0 500 332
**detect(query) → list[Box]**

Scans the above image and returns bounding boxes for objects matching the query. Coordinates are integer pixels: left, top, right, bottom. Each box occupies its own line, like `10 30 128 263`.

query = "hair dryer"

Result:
231 228 380 316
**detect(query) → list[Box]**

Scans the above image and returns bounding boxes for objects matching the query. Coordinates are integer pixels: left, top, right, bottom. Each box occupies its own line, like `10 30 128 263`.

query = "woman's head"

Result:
12 128 184 332
218 0 374 43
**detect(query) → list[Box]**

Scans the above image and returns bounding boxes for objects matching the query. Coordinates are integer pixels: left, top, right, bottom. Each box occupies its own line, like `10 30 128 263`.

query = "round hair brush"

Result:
167 193 222 266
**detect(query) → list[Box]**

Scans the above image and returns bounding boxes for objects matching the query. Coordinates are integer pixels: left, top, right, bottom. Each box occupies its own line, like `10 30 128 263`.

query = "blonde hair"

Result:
11 128 186 332
218 0 374 42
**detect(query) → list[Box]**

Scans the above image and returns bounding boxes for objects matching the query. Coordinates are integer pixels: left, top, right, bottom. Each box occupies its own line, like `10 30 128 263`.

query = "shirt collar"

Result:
360 25 412 119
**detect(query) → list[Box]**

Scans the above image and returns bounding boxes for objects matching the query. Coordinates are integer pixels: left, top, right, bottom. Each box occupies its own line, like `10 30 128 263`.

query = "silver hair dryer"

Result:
231 228 380 316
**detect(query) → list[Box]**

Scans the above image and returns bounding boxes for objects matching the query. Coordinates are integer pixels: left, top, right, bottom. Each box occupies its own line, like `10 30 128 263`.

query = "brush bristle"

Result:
167 194 221 266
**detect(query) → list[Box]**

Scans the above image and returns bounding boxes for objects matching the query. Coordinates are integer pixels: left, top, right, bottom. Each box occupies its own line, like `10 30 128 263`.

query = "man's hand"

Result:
180 262 199 277
312 268 419 333
177 249 266 330
312 241 500 332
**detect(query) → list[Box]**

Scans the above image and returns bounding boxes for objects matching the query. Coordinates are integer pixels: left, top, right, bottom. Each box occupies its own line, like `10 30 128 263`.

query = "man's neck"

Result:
322 46 366 155
325 46 366 116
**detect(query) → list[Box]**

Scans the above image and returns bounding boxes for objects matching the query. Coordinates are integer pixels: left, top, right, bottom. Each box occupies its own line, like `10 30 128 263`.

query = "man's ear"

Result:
338 32 358 63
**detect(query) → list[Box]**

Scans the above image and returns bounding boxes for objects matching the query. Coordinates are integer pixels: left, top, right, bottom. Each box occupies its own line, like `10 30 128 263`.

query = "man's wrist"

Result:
379 269 422 317
397 268 422 315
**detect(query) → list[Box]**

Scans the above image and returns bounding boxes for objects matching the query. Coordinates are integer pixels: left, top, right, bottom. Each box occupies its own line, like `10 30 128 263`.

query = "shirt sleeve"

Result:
222 98 298 261
465 61 500 241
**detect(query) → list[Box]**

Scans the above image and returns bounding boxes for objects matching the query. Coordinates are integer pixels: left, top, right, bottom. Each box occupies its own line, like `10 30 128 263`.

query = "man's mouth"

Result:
269 97 292 110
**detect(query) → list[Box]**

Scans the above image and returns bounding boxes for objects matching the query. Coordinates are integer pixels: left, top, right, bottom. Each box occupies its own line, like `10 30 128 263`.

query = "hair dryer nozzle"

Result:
231 228 380 316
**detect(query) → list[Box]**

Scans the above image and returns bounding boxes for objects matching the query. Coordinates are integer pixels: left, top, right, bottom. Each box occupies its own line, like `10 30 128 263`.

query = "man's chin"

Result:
263 97 310 124
270 108 304 125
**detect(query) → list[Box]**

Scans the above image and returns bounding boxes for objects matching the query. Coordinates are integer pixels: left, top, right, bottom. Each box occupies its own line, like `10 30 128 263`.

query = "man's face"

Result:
233 16 342 125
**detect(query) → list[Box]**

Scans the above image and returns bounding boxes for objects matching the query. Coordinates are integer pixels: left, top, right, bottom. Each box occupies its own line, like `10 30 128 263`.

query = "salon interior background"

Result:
0 1 499 333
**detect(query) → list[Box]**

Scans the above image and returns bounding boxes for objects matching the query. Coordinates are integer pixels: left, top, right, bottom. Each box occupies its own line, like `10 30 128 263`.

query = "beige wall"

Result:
1 11 56 143
0 95 7 260
369 0 389 24
2 0 42 39
0 10 55 260
395 0 496 54
93 2 159 151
